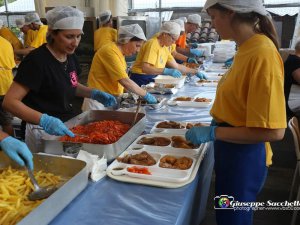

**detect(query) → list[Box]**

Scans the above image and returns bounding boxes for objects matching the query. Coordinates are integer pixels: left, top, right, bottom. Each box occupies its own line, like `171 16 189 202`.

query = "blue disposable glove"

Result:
224 57 234 67
143 92 157 104
0 136 34 170
190 43 198 49
195 71 207 80
185 126 217 145
91 89 117 107
187 57 198 64
39 114 74 137
162 68 182 78
190 49 204 57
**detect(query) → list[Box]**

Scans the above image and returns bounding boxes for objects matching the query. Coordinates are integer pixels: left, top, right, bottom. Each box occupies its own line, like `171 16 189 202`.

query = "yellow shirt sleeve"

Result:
0 27 23 50
30 25 48 48
0 37 15 95
88 42 128 95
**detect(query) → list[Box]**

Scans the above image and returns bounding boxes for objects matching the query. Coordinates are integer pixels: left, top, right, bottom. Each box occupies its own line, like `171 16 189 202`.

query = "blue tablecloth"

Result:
50 78 216 225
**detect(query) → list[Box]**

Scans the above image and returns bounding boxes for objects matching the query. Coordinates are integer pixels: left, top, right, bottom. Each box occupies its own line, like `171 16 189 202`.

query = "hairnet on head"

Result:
160 21 181 37
24 12 42 25
99 10 112 26
0 19 3 29
15 18 25 29
178 17 187 23
118 24 147 44
46 6 84 30
173 19 185 32
187 14 201 27
203 0 270 17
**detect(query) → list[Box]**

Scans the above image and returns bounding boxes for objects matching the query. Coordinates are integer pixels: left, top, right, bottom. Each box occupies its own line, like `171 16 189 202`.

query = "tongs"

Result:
131 98 142 126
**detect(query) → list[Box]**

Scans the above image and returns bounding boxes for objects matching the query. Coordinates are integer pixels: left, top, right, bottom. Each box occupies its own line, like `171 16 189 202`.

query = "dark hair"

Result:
209 4 280 49
46 29 61 44
130 36 144 42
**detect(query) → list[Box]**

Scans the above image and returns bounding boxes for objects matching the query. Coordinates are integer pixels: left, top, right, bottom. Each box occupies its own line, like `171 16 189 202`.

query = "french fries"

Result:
0 167 61 225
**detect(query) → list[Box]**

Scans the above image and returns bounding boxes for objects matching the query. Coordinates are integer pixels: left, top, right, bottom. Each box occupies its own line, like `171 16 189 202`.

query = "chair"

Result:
288 117 300 225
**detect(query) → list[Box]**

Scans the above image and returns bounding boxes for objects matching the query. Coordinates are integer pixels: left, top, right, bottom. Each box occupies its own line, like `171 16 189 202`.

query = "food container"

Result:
0 152 88 225
154 75 186 89
41 110 146 162
107 134 208 188
150 121 210 135
167 96 213 108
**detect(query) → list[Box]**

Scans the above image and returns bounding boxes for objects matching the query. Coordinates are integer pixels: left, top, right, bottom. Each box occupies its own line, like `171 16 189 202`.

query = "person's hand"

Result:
187 57 198 64
224 57 234 67
143 92 157 104
190 49 204 57
195 71 207 80
0 136 34 170
91 89 117 107
190 43 198 49
162 68 182 78
185 126 217 145
39 114 74 137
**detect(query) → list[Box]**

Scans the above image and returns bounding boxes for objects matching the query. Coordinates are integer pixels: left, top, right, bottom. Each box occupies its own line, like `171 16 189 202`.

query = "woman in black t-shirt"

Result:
3 6 117 153
284 41 300 118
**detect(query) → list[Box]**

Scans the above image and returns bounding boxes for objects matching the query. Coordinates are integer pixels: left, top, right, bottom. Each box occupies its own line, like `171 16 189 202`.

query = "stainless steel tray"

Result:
0 152 88 225
41 110 146 162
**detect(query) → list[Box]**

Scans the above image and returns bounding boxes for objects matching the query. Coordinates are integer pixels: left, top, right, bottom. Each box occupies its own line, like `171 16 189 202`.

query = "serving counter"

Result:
48 79 216 225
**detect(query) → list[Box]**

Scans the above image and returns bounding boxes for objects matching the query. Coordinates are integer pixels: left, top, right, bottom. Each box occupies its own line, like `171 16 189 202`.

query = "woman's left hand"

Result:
185 126 217 145
91 90 117 107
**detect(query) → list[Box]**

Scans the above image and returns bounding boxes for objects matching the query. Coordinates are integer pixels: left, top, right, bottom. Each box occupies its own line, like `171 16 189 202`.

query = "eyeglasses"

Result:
167 33 178 42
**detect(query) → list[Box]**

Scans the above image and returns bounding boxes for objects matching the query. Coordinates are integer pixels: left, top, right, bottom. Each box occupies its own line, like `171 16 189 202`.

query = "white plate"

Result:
168 97 212 108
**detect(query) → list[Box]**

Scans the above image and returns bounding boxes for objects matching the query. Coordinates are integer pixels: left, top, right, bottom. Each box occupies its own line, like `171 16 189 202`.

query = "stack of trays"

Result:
107 134 207 188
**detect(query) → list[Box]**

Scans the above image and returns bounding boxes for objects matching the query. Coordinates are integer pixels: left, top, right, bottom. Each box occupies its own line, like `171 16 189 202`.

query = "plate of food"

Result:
168 96 213 107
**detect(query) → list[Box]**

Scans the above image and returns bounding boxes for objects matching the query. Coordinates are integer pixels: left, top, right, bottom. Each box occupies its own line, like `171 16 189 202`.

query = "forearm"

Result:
177 64 197 74
142 63 164 75
173 51 188 62
215 127 285 144
0 131 9 142
75 83 93 98
119 78 147 96
14 47 34 56
176 47 190 56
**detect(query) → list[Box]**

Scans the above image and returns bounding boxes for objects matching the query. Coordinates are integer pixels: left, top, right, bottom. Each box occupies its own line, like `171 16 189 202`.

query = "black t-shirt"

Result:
14 44 82 122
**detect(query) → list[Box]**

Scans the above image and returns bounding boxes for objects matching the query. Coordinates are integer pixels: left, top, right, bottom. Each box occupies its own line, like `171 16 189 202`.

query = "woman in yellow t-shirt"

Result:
83 24 157 111
185 1 286 225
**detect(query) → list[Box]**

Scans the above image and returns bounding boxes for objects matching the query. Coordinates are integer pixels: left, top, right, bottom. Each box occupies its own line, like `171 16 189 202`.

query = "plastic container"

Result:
154 75 186 88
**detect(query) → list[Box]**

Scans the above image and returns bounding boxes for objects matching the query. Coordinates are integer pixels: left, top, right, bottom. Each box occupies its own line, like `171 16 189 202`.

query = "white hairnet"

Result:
178 17 187 23
118 24 147 44
99 10 112 26
15 18 25 29
46 6 84 30
203 0 269 16
0 19 3 29
173 19 185 32
160 21 181 37
187 14 201 27
24 12 42 25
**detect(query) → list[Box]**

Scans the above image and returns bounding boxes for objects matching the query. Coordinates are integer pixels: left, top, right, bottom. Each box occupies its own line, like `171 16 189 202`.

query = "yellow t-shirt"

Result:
210 34 286 166
30 25 48 48
131 37 174 74
94 27 117 51
0 27 23 50
87 42 128 95
24 29 38 47
0 37 15 95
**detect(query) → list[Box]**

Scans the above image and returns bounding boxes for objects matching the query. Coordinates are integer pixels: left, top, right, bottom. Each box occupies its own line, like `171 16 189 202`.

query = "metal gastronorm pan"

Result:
0 152 88 225
41 110 146 162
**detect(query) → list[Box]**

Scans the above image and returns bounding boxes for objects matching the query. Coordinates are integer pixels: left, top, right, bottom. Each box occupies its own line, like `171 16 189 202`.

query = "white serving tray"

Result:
150 121 210 135
167 96 213 108
154 75 186 88
107 134 208 188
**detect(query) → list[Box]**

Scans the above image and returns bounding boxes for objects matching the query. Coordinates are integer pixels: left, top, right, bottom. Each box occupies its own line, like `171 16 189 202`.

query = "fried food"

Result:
117 151 156 166
171 136 198 149
0 167 62 225
156 121 184 129
186 122 210 129
137 137 171 146
174 97 192 101
60 120 130 144
183 62 199 69
159 155 193 170
194 97 211 102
